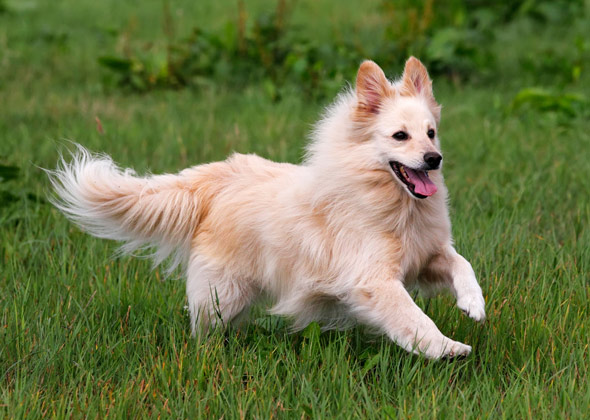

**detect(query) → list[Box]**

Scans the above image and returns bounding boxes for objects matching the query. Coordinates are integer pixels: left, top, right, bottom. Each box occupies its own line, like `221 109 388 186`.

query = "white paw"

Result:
441 340 472 359
420 337 472 359
457 292 486 322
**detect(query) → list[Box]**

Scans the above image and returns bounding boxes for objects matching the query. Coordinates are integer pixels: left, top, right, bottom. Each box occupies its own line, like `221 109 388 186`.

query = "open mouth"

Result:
389 161 438 199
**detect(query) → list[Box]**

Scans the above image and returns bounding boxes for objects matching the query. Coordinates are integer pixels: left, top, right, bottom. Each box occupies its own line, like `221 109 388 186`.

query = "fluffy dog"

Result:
49 57 485 359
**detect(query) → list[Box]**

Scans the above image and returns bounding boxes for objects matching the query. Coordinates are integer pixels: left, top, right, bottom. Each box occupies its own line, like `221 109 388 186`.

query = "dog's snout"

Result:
424 152 442 170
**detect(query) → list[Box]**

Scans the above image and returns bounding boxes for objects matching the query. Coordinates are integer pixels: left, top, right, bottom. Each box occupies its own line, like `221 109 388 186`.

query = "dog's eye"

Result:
392 131 408 141
427 129 435 139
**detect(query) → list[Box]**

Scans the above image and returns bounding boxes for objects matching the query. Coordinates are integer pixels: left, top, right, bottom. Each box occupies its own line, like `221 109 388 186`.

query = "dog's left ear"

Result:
401 57 441 122
401 57 433 97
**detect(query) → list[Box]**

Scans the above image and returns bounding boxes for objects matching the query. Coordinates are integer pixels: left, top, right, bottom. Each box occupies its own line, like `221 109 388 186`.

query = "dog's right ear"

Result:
356 60 391 114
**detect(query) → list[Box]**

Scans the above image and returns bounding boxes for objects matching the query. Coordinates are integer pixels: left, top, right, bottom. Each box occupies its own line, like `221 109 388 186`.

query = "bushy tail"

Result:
47 145 201 272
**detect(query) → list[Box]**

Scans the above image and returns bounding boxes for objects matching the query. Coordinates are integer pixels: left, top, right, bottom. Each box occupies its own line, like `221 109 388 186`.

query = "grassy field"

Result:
1 0 589 418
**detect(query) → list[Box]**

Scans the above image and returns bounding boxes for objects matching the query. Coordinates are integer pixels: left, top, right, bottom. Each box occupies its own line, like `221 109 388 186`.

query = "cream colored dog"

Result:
49 58 485 359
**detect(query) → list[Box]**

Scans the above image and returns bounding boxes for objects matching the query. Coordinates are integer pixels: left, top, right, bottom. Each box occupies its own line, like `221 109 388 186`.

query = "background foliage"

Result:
1 0 589 418
95 0 587 97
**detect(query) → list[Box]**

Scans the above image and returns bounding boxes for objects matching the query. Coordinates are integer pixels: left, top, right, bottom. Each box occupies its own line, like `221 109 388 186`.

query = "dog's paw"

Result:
441 340 472 359
457 292 486 322
421 337 472 359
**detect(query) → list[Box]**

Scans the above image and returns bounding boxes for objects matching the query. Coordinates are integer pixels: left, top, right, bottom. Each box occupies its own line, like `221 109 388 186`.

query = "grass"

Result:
1 0 589 418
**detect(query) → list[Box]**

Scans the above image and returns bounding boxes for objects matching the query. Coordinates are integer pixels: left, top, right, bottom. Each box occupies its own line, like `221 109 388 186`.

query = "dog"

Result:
49 57 485 359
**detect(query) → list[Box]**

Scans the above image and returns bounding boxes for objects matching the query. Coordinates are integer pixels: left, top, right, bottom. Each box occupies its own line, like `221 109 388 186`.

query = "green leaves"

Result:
511 88 587 116
0 163 20 208
98 52 180 92
0 164 19 183
95 0 587 98
97 56 133 72
96 4 362 98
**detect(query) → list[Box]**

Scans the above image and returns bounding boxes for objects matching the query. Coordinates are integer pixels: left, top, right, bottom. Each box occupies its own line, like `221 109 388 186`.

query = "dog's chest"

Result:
396 209 450 280
400 235 437 279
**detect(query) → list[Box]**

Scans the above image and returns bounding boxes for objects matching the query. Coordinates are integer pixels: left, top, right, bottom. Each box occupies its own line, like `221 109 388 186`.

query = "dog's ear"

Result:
356 60 391 114
401 57 441 122
401 57 432 97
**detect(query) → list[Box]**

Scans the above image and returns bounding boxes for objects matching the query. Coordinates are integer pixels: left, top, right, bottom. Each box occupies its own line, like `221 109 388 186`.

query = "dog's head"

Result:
354 58 442 199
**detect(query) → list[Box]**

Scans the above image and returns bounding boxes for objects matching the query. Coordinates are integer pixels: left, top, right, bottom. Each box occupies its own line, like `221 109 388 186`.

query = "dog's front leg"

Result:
448 248 486 322
420 247 486 322
351 277 472 359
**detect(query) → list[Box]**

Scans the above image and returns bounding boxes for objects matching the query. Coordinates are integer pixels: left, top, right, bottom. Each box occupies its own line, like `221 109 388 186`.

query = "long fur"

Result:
49 58 485 359
47 145 201 272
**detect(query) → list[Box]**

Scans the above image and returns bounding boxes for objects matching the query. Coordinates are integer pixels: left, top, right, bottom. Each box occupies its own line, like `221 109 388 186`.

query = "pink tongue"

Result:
405 168 437 196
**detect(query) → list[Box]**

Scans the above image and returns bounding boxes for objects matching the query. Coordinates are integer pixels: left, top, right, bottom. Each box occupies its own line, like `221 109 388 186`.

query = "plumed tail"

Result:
47 145 200 272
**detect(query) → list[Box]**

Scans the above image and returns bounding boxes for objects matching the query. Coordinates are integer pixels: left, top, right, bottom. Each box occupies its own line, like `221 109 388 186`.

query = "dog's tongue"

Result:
406 168 437 196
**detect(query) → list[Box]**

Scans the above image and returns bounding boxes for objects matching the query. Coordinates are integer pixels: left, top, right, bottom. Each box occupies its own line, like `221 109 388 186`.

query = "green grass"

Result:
1 0 589 418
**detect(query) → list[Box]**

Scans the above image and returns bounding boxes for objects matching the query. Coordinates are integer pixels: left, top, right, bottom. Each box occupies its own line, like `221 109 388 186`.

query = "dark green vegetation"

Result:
1 0 589 418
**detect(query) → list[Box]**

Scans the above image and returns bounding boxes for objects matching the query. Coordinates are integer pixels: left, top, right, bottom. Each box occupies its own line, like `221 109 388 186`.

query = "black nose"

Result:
424 152 442 169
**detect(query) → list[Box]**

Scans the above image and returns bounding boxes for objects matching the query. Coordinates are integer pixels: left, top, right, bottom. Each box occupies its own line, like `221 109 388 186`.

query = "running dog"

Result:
49 57 485 358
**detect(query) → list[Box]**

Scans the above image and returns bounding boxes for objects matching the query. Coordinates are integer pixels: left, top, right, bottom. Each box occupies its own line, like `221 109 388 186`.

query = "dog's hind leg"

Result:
350 275 472 359
420 247 485 322
186 256 258 338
